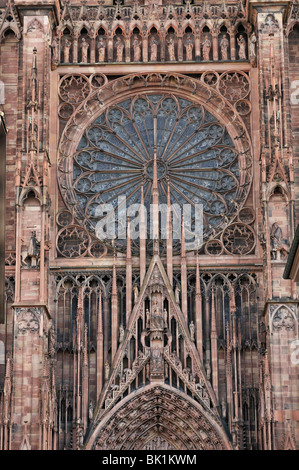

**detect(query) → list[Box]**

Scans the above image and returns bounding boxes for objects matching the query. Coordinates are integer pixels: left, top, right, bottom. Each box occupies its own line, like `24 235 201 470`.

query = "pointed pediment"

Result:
93 253 221 427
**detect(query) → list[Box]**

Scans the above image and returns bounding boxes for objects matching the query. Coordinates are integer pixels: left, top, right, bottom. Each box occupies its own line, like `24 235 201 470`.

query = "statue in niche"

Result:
150 35 158 62
146 308 150 328
237 34 247 60
184 35 194 61
64 39 72 63
220 34 229 60
221 398 227 418
249 32 256 58
115 36 124 62
26 231 40 267
104 360 110 380
167 36 176 61
163 308 168 328
175 285 180 304
119 323 124 343
270 222 288 260
202 35 211 61
81 38 89 63
134 284 139 304
97 37 106 62
88 400 94 420
51 37 58 64
132 35 142 62
189 321 195 342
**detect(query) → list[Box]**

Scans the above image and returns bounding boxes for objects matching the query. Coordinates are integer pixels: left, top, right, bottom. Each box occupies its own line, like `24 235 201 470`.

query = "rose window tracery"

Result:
60 91 251 253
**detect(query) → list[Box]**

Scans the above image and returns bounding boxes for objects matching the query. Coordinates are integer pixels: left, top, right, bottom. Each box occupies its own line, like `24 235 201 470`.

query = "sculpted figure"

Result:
189 321 195 342
27 231 40 267
134 284 139 304
115 36 124 62
119 323 124 343
64 39 72 63
104 360 110 380
163 308 168 328
220 34 229 60
202 35 211 60
81 37 89 63
167 36 176 61
51 37 58 63
184 35 194 61
97 37 106 62
237 34 247 60
150 35 158 61
132 35 142 62
88 400 94 420
249 32 256 58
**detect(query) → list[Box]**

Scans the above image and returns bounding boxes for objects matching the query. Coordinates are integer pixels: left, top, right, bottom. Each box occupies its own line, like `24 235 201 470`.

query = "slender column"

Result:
96 292 103 399
143 34 148 62
139 185 146 286
166 182 173 286
111 251 118 360
211 285 218 399
212 32 218 61
226 322 233 433
195 253 202 358
152 116 159 248
76 287 84 419
82 324 88 432
180 217 187 321
126 219 132 324
90 37 96 63
229 29 236 61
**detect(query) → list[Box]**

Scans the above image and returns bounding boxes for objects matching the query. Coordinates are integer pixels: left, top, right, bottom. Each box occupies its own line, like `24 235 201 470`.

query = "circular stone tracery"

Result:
59 83 252 254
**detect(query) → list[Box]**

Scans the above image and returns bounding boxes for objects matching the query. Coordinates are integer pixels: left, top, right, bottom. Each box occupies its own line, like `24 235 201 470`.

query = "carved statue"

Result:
163 308 168 328
184 35 194 61
119 323 124 343
167 36 176 61
27 231 40 267
115 36 124 62
134 284 139 304
202 35 211 61
220 34 229 60
237 34 247 60
104 360 110 380
150 36 158 62
249 32 256 58
189 321 195 342
146 308 150 328
48 324 55 357
132 35 142 62
175 285 180 304
51 37 58 64
88 400 94 420
64 39 72 63
221 398 227 418
97 37 106 62
81 38 89 63
270 222 288 260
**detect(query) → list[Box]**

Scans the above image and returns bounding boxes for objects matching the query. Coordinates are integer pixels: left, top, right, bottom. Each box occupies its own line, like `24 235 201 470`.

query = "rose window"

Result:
65 93 249 253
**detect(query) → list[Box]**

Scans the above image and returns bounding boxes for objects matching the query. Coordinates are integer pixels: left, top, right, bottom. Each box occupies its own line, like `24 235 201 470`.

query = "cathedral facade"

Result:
0 0 298 450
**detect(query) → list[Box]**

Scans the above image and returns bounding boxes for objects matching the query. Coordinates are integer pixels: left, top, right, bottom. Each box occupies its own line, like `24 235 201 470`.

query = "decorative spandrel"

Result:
68 93 248 253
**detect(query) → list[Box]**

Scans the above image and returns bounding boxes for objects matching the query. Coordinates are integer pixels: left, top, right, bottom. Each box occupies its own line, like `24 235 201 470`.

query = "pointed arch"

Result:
85 384 232 450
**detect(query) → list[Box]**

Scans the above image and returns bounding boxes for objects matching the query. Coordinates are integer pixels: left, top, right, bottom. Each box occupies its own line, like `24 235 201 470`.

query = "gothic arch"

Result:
85 384 232 450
